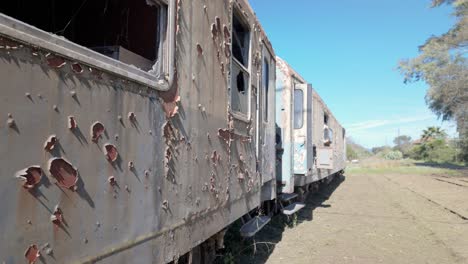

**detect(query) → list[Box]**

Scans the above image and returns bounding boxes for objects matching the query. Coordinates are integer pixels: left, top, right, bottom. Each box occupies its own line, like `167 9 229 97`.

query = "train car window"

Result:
232 10 250 67
262 58 270 122
324 126 333 146
1 0 167 71
230 9 251 117
294 89 304 129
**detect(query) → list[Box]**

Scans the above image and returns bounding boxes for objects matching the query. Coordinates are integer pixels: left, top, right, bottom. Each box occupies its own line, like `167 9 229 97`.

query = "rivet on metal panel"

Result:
27 219 32 225
50 205 63 226
145 170 150 178
128 161 135 170
149 130 153 135
118 115 123 123
203 5 207 12
25 92 32 99
104 144 118 162
125 185 130 192
24 244 40 264
70 90 77 98
90 122 105 143
115 134 119 141
68 116 77 130
15 166 43 189
48 158 78 189
53 105 59 112
43 135 58 152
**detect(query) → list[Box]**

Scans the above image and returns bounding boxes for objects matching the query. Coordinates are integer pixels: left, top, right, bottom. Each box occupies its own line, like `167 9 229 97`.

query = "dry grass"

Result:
347 158 467 177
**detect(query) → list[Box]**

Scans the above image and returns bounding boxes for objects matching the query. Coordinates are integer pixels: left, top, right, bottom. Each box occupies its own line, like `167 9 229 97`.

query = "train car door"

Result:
258 46 276 201
293 83 314 179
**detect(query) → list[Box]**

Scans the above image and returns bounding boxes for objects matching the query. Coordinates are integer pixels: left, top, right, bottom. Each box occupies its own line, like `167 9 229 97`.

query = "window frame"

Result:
0 0 175 91
229 7 252 122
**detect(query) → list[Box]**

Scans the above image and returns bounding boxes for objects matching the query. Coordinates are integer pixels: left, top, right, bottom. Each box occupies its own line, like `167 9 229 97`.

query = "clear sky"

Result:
250 0 458 148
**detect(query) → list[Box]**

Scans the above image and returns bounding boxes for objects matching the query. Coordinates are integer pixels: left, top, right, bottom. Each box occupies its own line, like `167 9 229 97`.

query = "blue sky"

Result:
250 0 458 148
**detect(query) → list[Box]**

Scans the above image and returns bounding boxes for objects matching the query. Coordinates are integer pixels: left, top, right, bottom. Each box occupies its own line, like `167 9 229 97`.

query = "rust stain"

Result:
103 144 119 162
43 135 58 152
46 55 66 68
68 116 77 130
24 244 40 264
15 166 43 189
50 205 63 226
71 62 83 73
90 121 105 143
48 158 78 189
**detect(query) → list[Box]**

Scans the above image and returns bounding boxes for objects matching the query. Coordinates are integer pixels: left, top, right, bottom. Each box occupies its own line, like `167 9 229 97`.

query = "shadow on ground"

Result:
216 175 346 264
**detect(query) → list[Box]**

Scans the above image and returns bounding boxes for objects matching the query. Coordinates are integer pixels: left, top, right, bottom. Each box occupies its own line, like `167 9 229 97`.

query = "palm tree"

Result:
421 126 447 142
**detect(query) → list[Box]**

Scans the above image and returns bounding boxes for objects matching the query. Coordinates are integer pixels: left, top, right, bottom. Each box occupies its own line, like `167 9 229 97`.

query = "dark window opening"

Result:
294 89 304 129
230 8 250 117
324 113 329 125
236 72 245 93
232 9 250 67
262 58 270 121
1 0 165 70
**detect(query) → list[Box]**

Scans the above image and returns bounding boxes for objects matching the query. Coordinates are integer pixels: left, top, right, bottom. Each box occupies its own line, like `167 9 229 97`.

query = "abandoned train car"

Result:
0 0 345 263
275 57 346 207
0 0 277 263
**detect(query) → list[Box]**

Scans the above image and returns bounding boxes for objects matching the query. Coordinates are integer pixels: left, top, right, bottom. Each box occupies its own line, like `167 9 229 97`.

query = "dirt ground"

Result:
224 164 468 264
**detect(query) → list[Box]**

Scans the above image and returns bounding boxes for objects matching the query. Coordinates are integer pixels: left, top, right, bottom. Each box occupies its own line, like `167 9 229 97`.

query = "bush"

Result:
384 151 403 160
409 139 457 163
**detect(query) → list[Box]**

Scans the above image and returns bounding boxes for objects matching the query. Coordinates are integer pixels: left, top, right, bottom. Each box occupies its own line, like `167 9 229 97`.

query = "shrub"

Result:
384 151 403 160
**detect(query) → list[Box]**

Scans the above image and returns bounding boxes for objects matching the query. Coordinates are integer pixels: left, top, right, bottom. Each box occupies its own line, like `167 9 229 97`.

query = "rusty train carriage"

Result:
0 0 343 263
275 57 346 194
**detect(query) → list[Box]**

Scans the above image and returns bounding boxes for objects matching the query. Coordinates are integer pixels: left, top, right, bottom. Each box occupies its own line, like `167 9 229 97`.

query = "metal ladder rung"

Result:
279 192 298 202
282 203 305 215
240 215 271 238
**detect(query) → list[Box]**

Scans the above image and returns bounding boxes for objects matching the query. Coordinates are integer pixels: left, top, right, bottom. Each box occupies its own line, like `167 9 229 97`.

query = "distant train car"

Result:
275 57 345 206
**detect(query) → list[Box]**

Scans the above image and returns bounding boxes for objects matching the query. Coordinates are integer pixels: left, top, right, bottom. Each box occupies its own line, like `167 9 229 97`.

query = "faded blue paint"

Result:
293 141 307 174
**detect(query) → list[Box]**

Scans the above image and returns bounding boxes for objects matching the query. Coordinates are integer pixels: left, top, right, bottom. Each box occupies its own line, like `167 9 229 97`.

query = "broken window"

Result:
294 89 303 129
230 9 251 117
324 126 333 146
262 58 270 122
0 0 167 71
324 113 329 125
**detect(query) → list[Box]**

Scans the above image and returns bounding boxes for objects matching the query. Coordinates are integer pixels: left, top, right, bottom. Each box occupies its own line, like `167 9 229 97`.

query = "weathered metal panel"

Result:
0 0 277 262
275 58 294 193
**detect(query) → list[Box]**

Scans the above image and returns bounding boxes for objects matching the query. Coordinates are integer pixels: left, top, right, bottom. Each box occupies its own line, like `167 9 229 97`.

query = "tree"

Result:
398 0 468 162
393 135 413 157
421 126 447 142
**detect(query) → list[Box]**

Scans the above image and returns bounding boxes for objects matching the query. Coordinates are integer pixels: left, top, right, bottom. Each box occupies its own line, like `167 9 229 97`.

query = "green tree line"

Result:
398 0 468 162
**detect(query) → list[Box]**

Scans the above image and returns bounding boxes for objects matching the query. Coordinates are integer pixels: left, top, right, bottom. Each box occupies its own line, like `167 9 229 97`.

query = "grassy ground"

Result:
347 158 467 177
